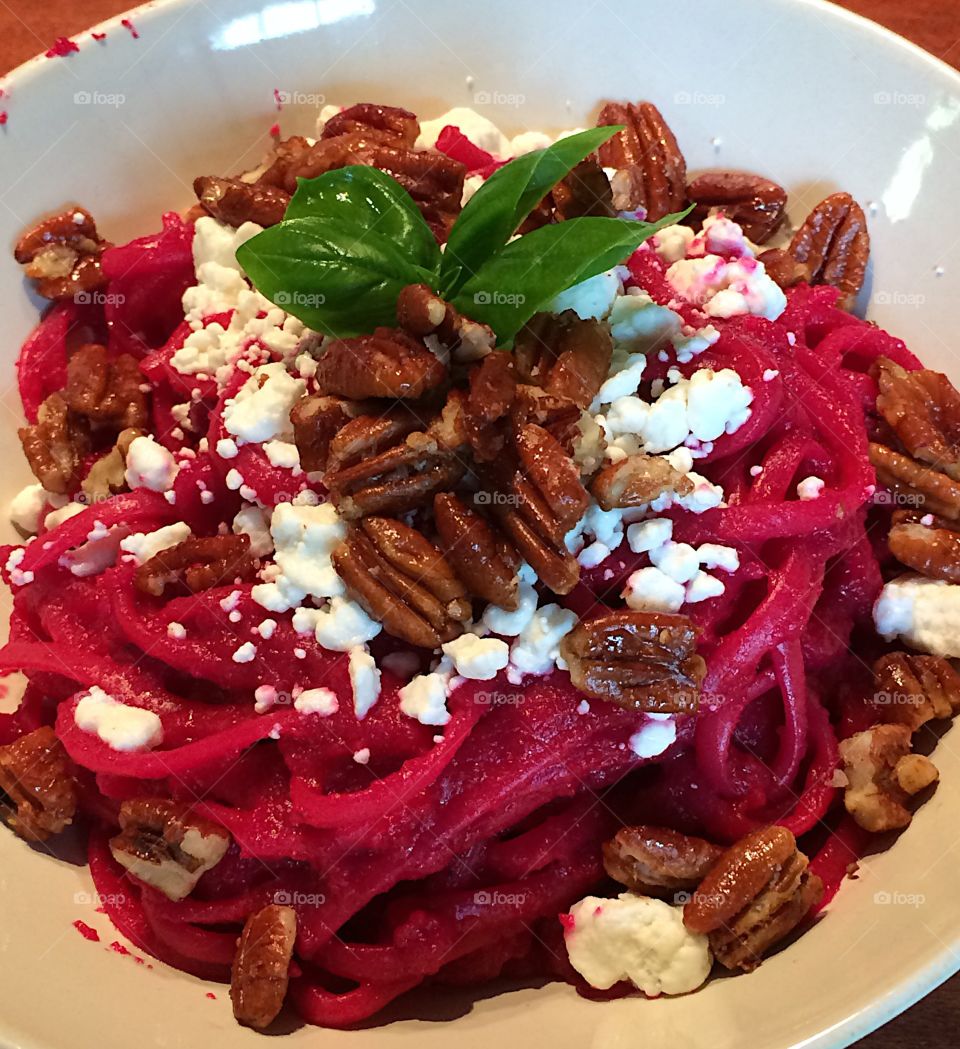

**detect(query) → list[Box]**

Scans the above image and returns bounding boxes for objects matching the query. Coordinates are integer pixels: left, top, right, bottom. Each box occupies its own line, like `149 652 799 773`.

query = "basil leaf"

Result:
439 126 622 297
285 166 441 275
237 217 436 337
452 213 686 342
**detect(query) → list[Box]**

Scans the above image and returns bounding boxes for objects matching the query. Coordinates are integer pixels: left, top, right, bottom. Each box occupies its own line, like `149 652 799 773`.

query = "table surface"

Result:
0 0 957 1046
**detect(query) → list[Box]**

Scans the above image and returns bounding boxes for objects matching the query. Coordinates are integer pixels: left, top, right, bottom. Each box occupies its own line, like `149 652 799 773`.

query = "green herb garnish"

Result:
237 127 688 343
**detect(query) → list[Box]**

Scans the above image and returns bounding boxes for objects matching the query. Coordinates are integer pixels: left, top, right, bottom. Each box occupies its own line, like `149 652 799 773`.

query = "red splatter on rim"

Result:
45 37 80 58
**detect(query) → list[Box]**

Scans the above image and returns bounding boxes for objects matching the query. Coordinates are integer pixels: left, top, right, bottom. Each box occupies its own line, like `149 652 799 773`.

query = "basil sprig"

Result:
237 128 687 343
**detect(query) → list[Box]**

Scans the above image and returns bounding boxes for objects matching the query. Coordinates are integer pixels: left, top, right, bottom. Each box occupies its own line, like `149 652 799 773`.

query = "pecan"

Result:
888 520 960 581
18 393 90 494
514 311 613 410
875 356 960 480
332 517 470 648
255 135 312 189
559 610 705 713
687 171 787 243
757 247 811 290
290 395 351 473
314 328 446 400
320 102 419 147
551 160 616 220
596 101 686 219
0 727 77 842
838 724 938 833
64 344 148 431
434 492 520 610
602 825 723 897
109 798 231 900
81 426 144 501
874 651 960 731
869 442 960 521
683 826 823 972
14 206 109 300
135 535 257 597
193 175 289 228
324 410 466 520
591 453 694 510
231 904 297 1030
510 384 583 454
464 351 518 462
788 192 869 310
396 283 496 362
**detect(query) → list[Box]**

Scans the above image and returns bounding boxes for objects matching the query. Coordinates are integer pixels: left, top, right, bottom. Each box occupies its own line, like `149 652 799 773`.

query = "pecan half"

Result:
434 492 520 610
193 175 289 228
464 351 518 462
684 826 823 972
687 171 787 244
591 453 694 510
874 651 960 731
231 904 297 1030
64 344 148 431
788 192 869 310
514 311 613 410
290 395 352 473
255 134 312 189
875 357 960 480
757 247 811 290
334 517 470 648
320 102 419 147
869 442 960 521
0 727 77 842
324 410 466 520
888 520 960 581
559 610 705 713
14 206 109 300
314 328 446 400
396 283 496 362
18 393 90 494
602 825 723 897
838 724 938 833
109 798 231 900
511 384 583 454
135 535 257 597
81 426 144 501
596 101 686 219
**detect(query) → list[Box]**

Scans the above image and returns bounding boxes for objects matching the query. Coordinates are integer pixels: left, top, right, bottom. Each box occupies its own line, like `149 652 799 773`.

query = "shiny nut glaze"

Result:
683 825 797 934
603 824 723 896
314 327 447 400
888 520 960 582
231 904 297 1029
874 650 960 730
591 453 693 510
687 170 787 244
290 395 353 473
193 175 290 228
135 534 257 598
869 442 960 521
788 191 869 310
514 311 613 411
14 205 109 300
0 727 77 842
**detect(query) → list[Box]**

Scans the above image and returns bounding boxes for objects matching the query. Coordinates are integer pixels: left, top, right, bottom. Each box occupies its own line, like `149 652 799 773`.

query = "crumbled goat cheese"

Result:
629 713 678 758
254 685 279 713
650 541 701 584
119 522 192 565
217 438 239 459
223 362 306 445
232 642 257 663
627 518 673 554
353 747 371 764
166 622 187 640
349 645 381 719
508 604 578 680
74 686 163 751
685 571 725 603
399 659 456 725
310 596 382 651
125 436 179 493
294 687 339 716
548 269 622 320
796 476 825 501
44 502 87 530
233 505 274 558
10 484 66 534
264 440 301 471
666 254 786 321
482 579 539 637
256 619 277 640
652 224 696 263
874 575 960 657
563 893 712 994
441 634 510 680
623 567 686 613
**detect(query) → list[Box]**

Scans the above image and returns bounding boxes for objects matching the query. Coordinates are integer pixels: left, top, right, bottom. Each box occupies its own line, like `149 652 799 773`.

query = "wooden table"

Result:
0 1 957 1046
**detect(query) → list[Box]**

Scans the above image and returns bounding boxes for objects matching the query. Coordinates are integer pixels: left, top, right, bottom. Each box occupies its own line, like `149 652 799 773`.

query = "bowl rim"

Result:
1 1 959 1047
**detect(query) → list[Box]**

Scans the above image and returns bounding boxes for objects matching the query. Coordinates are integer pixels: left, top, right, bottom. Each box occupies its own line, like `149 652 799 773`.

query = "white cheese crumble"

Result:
349 645 381 719
124 436 179 493
629 713 677 757
74 686 163 751
223 362 306 445
232 642 257 663
264 440 301 471
874 575 960 657
166 622 187 640
666 254 786 321
548 269 622 320
796 476 825 501
310 596 382 652
441 634 510 680
399 659 456 726
508 604 578 680
623 567 686 613
564 893 712 994
353 747 371 764
294 687 339 716
10 484 66 534
233 505 274 558
119 522 192 565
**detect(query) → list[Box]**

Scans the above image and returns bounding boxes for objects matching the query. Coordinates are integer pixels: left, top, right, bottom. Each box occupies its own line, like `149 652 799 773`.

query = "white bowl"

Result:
1 1 959 1046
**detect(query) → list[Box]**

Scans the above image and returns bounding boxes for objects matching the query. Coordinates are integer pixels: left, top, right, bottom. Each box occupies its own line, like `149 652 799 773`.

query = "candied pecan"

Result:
560 610 706 713
320 102 419 146
14 206 109 300
875 356 960 480
757 247 811 290
838 724 938 833
255 135 312 189
869 442 960 521
510 384 582 454
18 393 90 494
110 798 231 900
687 171 787 243
591 453 694 510
552 160 616 220
684 826 823 972
434 492 520 611
396 283 496 362
0 727 77 842
888 520 960 581
602 825 723 898
315 328 446 400
464 351 518 462
874 651 960 731
81 426 144 501
290 395 351 473
135 535 257 598
64 344 148 431
333 517 470 647
231 904 297 1029
325 409 466 519
193 175 289 228
789 192 869 310
596 100 686 219
514 311 613 411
